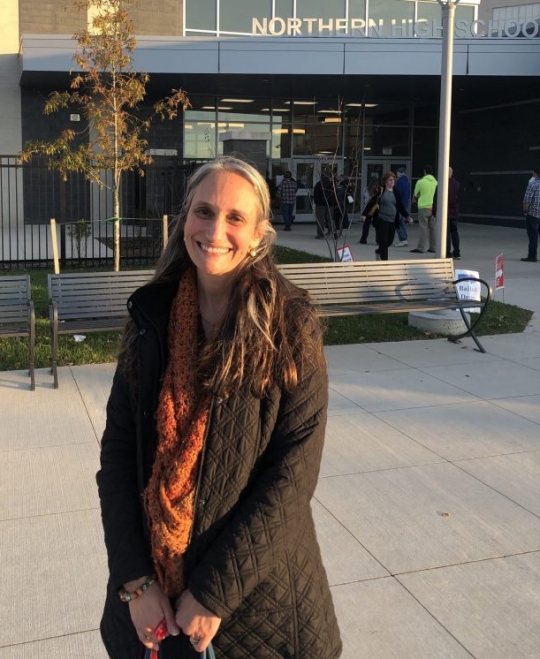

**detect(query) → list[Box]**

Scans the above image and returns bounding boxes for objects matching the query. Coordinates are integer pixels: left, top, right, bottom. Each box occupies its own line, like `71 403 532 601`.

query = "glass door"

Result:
293 157 343 221
270 157 344 223
362 158 411 206
363 159 411 184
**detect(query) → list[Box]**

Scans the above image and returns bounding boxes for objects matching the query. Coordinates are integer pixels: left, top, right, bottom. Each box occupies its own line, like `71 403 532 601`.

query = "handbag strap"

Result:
201 643 216 659
145 641 216 659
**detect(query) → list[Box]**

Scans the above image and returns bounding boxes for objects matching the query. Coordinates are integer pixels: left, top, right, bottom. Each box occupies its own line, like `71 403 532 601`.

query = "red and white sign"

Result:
336 244 353 262
495 253 504 290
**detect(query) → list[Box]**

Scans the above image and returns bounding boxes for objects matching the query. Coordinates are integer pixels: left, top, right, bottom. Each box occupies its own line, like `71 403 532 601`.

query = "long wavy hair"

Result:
120 156 325 397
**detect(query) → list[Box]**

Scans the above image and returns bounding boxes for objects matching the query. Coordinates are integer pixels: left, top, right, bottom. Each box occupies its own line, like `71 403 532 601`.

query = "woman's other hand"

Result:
175 589 222 652
407 217 414 225
126 578 180 650
361 216 367 223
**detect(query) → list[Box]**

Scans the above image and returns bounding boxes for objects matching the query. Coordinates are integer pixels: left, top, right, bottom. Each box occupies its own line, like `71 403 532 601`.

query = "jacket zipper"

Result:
188 395 215 546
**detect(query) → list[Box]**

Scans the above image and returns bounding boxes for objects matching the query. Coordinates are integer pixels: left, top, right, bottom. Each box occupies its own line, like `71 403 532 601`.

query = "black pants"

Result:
526 213 540 259
375 221 396 260
360 217 372 242
447 217 460 257
334 205 349 231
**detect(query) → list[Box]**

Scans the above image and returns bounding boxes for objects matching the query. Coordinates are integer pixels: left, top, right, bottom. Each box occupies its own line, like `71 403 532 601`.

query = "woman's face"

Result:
184 170 265 284
385 176 396 190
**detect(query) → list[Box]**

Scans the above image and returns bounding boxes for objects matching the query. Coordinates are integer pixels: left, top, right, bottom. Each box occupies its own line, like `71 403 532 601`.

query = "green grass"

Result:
0 250 534 371
323 300 533 346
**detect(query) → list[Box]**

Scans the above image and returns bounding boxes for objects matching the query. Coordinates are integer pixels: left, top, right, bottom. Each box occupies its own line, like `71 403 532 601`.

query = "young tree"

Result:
20 0 189 271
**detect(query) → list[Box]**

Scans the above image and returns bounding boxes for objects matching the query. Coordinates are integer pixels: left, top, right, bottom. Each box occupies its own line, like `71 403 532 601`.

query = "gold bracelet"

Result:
118 574 156 603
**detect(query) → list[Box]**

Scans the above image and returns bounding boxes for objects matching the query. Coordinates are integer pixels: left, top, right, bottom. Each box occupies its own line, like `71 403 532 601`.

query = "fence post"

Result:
162 215 169 251
50 218 60 274
60 179 67 269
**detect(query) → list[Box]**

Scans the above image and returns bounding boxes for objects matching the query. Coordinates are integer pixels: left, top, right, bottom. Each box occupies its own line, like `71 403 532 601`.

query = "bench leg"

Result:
448 307 486 353
449 276 492 354
51 315 59 389
29 302 36 391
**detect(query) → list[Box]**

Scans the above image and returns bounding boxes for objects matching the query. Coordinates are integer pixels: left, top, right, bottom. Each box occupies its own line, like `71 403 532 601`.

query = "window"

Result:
185 0 216 32
417 1 474 25
296 0 346 22
220 0 272 33
493 3 540 22
275 0 293 20
368 0 414 25
348 0 367 21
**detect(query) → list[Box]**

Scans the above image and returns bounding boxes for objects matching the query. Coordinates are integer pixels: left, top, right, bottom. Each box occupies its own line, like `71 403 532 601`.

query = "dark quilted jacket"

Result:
97 277 342 659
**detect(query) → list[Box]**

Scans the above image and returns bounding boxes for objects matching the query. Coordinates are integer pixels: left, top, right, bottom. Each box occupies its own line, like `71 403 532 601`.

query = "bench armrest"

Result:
451 275 493 337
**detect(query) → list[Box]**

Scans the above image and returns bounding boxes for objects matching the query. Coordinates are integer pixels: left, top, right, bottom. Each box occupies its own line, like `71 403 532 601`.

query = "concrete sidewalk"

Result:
1 223 540 659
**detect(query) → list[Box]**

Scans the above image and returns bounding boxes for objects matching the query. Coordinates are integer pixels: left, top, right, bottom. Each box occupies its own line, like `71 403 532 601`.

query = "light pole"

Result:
435 0 460 258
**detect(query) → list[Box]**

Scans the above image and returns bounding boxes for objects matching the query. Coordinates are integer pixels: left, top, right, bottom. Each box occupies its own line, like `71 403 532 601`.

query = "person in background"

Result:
334 177 353 237
96 156 342 659
276 170 298 231
313 177 330 238
410 165 437 254
359 177 381 244
362 171 409 261
521 167 540 262
394 166 413 247
432 166 461 260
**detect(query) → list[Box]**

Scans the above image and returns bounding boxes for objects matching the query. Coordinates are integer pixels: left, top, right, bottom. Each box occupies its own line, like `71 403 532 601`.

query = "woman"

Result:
97 156 342 659
358 177 381 244
362 171 409 261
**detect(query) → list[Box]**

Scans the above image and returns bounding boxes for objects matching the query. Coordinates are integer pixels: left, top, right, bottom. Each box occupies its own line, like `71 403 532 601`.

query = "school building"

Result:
1 0 539 237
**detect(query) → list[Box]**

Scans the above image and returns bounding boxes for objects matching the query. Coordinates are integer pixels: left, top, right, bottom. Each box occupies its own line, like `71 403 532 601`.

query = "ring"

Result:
190 637 201 646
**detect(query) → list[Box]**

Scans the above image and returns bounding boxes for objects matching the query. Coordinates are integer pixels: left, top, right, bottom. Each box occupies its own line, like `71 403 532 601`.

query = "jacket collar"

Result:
128 278 179 336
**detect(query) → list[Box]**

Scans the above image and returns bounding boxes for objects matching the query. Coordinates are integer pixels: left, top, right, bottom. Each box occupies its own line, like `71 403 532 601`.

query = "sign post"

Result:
495 253 505 301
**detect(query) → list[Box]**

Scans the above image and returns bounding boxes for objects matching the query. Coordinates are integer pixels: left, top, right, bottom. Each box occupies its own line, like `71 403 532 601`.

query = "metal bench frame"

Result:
277 258 492 353
0 275 36 390
48 270 154 388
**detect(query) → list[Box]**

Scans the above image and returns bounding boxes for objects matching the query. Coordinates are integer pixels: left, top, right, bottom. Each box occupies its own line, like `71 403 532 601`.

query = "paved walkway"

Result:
1 223 540 659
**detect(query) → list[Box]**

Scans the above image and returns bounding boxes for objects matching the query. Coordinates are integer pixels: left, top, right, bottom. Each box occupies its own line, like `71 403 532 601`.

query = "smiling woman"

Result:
96 156 342 659
183 170 267 292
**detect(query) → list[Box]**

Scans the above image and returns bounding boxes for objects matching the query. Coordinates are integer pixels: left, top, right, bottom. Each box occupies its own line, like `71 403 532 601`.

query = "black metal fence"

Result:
0 155 204 267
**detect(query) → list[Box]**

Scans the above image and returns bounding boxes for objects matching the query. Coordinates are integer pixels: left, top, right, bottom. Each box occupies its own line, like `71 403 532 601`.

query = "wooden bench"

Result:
277 258 492 353
0 275 36 390
48 270 154 388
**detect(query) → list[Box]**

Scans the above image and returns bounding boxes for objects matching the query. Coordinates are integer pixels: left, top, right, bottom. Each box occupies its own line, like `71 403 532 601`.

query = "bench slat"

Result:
277 259 459 306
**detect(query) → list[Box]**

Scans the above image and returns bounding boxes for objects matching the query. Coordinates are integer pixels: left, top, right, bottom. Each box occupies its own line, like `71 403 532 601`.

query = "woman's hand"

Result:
126 579 180 651
361 216 367 223
407 217 414 225
175 589 222 652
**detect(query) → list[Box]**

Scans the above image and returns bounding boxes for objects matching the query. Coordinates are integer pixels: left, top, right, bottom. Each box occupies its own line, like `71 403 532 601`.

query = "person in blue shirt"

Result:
522 168 540 262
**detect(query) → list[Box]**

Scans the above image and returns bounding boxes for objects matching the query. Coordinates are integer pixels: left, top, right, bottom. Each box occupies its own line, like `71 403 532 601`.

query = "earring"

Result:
249 247 259 257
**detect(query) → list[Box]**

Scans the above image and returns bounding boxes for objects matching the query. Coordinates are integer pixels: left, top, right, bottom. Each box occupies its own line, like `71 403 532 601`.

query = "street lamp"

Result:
435 0 460 258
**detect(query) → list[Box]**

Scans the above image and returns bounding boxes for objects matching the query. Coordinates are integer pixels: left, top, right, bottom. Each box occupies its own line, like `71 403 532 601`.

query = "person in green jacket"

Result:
410 165 438 254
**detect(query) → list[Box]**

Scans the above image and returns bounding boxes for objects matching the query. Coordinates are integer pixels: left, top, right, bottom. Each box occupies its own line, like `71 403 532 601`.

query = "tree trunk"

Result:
113 188 120 272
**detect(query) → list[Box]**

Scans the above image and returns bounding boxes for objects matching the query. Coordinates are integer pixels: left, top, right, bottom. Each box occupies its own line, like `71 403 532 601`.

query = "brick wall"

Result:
131 0 183 36
19 0 84 34
19 0 182 36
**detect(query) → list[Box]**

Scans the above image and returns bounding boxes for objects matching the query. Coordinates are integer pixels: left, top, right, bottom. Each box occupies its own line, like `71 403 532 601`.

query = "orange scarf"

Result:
144 268 211 598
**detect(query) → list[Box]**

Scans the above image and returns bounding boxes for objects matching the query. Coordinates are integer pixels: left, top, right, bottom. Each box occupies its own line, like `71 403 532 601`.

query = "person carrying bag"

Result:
361 171 409 260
